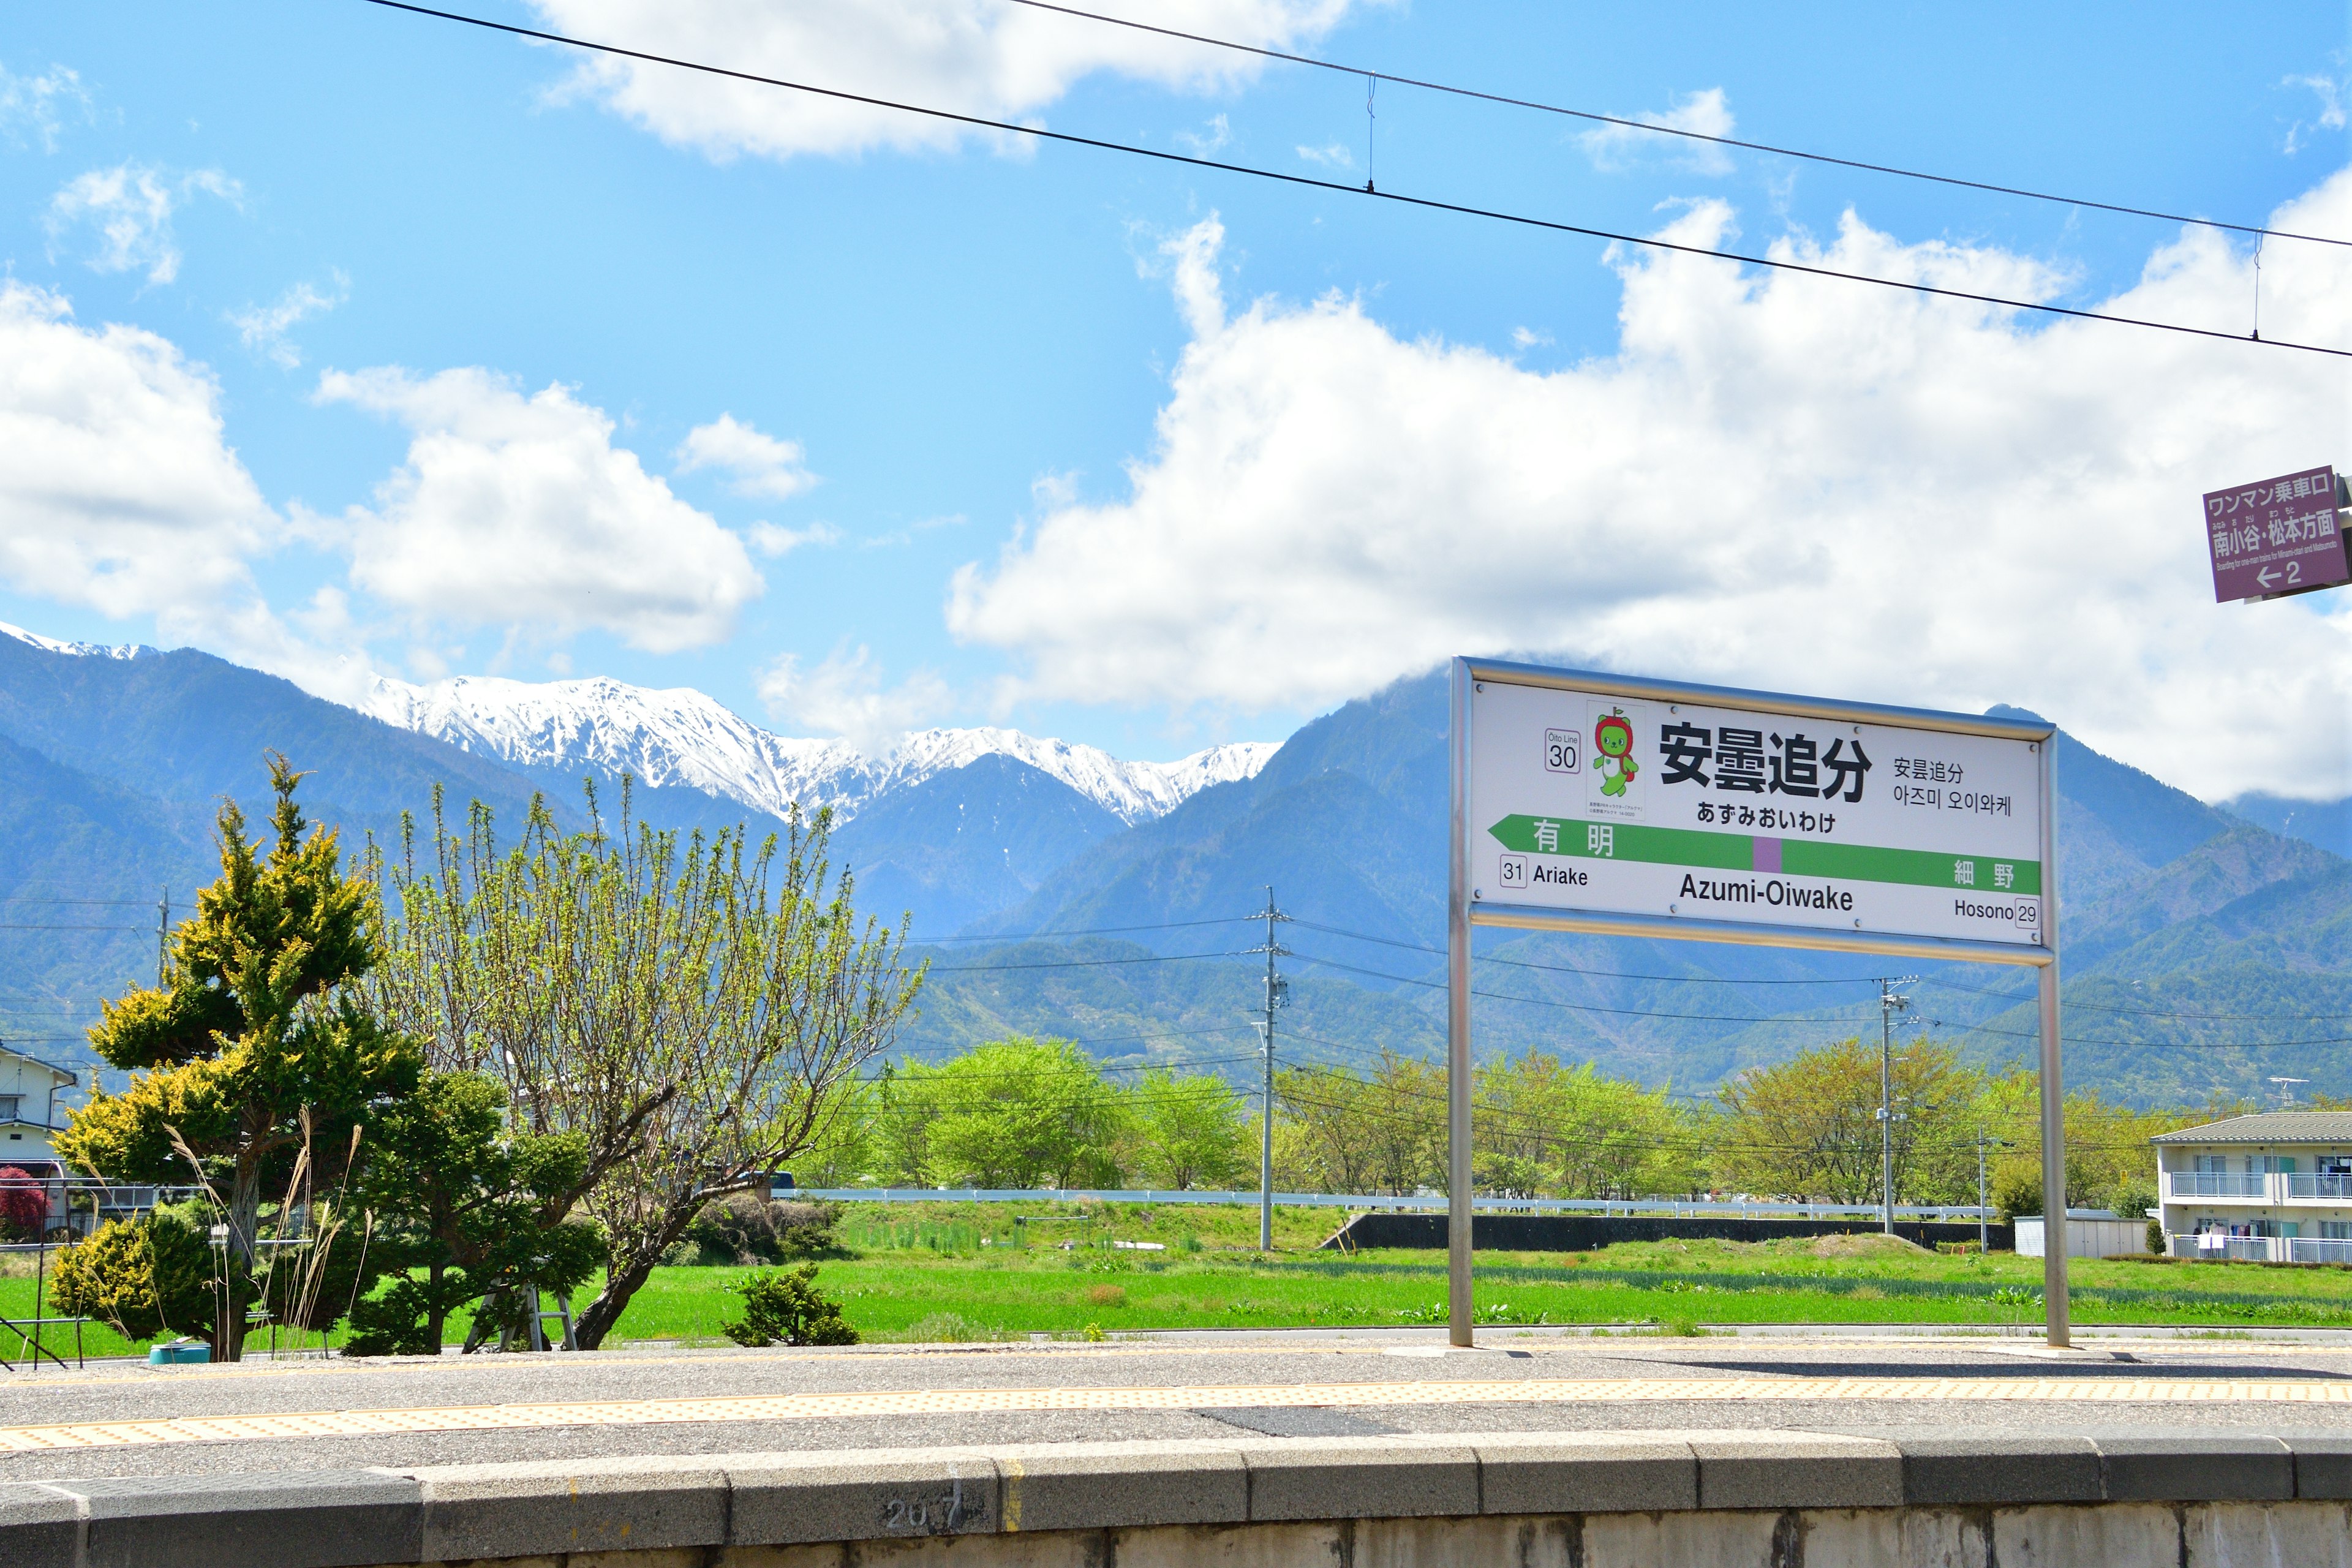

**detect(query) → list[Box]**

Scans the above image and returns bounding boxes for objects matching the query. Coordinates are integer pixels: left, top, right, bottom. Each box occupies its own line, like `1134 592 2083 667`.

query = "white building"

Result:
2152 1112 2352 1263
0 1046 77 1169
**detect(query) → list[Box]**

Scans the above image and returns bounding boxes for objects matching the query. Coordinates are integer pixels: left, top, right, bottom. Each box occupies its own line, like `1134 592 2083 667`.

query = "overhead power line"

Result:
1931 1017 2352 1050
928 949 1250 972
358 0 2352 359
1920 974 2348 1025
1004 0 2349 251
1300 918 2347 1023
1286 949 1877 1025
1291 918 1883 986
906 916 1254 945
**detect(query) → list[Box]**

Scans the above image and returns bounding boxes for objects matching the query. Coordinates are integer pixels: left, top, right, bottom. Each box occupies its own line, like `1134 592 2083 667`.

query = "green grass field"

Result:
4 1200 2348 1360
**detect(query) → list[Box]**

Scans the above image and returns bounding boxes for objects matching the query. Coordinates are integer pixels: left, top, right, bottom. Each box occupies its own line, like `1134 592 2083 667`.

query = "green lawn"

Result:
4 1201 2348 1360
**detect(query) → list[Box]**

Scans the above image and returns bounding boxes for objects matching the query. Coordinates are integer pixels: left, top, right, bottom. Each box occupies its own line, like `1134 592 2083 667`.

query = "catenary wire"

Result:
356 0 2352 359
1002 0 2349 249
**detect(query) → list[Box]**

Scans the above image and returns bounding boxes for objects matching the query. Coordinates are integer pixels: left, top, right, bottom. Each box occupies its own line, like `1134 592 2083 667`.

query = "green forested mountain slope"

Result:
920 680 2350 1104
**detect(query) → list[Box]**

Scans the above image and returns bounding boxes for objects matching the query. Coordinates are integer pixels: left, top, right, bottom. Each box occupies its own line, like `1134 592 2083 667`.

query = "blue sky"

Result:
0 2 2345 797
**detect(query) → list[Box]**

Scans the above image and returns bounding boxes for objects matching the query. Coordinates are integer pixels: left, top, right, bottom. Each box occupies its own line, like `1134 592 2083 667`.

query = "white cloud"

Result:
0 282 384 700
674 412 816 499
756 645 954 753
0 281 273 621
948 187 2352 801
45 162 241 285
747 519 841 555
1177 113 1232 156
228 273 349 369
317 367 764 653
1580 88 1736 175
1296 141 1354 170
1510 326 1551 350
529 0 1355 160
2283 73 2346 155
0 61 91 150
1160 213 1226 338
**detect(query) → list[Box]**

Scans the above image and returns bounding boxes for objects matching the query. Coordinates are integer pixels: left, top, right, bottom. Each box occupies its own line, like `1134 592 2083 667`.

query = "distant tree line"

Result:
786 1033 2198 1221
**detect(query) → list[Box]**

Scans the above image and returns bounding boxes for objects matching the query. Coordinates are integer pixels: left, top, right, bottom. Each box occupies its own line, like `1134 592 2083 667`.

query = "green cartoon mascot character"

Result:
1593 710 1638 797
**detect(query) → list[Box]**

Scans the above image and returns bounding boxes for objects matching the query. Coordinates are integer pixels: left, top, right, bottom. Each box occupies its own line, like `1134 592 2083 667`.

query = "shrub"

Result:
901 1311 991 1343
685 1196 843 1266
345 1278 440 1357
722 1264 859 1348
2147 1217 2166 1256
0 1169 47 1242
48 1203 221 1347
1991 1167 2041 1223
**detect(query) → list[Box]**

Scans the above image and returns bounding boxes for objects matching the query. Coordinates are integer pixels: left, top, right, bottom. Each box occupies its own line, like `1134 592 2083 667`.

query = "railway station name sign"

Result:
1466 676 2049 948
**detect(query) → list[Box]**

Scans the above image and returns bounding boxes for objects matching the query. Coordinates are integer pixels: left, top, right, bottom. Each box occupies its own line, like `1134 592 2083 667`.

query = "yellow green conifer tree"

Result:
57 756 420 1359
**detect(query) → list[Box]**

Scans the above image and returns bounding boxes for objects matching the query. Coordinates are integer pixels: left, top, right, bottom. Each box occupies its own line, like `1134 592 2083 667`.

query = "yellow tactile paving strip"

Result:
0 1374 2345 1453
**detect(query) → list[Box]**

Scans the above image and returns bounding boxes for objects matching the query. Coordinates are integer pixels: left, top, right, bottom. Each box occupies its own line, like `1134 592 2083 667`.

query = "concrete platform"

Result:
1 1332 2348 1562
6 1427 2352 1567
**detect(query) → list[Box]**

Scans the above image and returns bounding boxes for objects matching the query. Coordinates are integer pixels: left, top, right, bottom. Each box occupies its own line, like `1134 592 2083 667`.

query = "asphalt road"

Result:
0 1328 2346 1482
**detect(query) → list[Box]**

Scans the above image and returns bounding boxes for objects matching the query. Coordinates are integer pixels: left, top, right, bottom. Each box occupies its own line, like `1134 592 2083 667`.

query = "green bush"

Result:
1991 1167 2041 1223
722 1263 859 1348
48 1202 222 1348
685 1196 844 1266
2147 1217 2166 1256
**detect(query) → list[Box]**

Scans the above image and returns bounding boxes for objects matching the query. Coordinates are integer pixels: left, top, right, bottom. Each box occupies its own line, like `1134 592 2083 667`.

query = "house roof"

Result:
2151 1112 2352 1145
0 1047 77 1085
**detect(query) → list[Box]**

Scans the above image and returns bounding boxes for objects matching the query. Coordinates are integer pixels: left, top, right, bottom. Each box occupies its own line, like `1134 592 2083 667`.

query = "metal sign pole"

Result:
1447 657 1475 1348
2037 737 2070 1347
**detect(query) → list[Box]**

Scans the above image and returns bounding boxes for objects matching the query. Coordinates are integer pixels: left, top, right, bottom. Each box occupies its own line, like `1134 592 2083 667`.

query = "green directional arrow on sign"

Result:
1486 815 2040 895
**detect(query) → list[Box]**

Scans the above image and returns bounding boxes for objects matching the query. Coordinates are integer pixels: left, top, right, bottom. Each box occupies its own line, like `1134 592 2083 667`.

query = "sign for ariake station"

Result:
1466 674 2049 949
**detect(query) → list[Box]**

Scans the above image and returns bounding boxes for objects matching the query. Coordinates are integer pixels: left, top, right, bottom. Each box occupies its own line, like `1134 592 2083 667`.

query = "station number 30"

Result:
1545 728 1580 774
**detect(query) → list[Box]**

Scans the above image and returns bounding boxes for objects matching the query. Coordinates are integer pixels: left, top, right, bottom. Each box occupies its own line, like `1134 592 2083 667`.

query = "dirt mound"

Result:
1807 1232 1929 1258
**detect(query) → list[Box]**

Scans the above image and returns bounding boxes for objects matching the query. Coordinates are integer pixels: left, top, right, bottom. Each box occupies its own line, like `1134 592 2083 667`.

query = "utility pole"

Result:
156 886 170 987
1877 978 1912 1234
1246 886 1291 1252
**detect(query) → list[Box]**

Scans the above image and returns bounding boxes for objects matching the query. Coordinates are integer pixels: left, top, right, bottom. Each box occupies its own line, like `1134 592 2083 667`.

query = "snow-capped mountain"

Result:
358 674 1276 826
0 622 154 662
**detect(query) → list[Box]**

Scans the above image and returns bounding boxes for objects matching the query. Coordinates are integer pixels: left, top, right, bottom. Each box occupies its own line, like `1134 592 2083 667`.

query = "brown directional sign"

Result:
2204 464 2350 602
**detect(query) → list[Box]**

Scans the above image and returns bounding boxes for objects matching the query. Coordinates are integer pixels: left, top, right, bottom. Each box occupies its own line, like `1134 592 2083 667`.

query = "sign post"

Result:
1447 659 2067 1346
2204 466 2351 602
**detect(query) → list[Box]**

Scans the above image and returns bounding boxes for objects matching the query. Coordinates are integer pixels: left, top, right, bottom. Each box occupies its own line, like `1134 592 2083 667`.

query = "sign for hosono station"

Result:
1468 678 2048 946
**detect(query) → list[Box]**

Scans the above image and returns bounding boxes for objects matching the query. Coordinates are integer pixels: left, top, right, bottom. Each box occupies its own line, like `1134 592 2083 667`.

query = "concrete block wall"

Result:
3 1429 2350 1567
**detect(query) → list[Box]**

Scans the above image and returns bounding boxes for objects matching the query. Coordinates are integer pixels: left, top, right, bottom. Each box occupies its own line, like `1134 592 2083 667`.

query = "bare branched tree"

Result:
372 780 922 1348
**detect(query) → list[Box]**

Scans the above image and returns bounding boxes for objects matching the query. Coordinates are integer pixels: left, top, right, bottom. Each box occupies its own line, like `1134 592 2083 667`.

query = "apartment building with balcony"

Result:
2152 1112 2352 1263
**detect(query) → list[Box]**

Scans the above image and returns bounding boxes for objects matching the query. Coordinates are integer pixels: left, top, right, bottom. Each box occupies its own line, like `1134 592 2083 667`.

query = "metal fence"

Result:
794 1188 1993 1221
2285 1175 2352 1201
2165 1172 2269 1199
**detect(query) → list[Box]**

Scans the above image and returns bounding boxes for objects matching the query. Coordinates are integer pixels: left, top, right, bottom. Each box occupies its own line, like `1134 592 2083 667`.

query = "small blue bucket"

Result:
148 1339 209 1365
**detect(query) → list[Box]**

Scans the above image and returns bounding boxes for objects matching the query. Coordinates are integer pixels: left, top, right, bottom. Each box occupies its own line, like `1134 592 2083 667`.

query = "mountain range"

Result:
0 621 2341 1108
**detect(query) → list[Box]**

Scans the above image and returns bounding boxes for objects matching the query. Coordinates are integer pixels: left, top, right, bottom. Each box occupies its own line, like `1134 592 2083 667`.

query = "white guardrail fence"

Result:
791 1188 1994 1221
